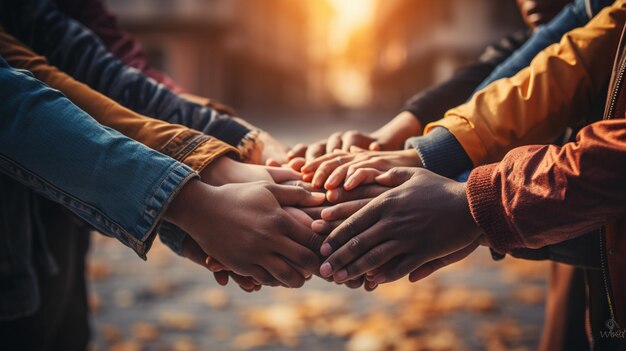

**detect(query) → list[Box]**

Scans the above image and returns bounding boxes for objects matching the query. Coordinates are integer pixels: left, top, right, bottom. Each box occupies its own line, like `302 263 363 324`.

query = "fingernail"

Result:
311 192 326 200
343 178 353 190
311 220 325 233
326 191 338 203
373 274 386 284
320 209 332 221
320 243 333 256
335 269 348 281
325 175 337 188
320 262 333 277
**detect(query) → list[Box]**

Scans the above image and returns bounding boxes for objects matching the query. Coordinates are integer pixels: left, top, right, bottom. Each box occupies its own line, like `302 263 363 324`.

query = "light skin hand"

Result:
164 179 326 288
318 167 483 285
200 156 302 186
300 149 422 190
286 111 422 161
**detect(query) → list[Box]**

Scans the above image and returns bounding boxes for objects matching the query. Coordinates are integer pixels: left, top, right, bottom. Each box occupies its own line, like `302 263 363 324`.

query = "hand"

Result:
181 235 262 292
318 167 483 284
286 111 422 161
301 149 422 189
165 180 326 288
259 131 290 165
200 156 302 186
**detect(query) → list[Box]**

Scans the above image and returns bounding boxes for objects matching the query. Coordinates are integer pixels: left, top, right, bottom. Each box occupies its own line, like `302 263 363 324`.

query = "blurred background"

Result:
87 1 547 351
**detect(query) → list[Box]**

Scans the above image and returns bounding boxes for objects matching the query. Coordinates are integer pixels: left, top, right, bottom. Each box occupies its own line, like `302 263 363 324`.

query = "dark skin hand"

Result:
516 0 571 30
165 179 326 288
318 167 484 285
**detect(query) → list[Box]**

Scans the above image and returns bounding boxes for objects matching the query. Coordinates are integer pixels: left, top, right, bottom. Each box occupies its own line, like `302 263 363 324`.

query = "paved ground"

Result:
87 111 548 351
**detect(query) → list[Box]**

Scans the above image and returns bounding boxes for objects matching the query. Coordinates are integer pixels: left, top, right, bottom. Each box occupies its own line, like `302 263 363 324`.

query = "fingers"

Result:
301 151 348 174
213 271 229 286
374 167 418 187
288 157 306 171
275 232 321 274
247 266 281 287
281 209 325 253
368 142 381 151
311 219 341 235
408 240 479 282
340 131 370 152
321 199 372 221
263 256 307 288
326 184 390 203
332 240 401 282
369 254 419 284
326 132 343 154
343 276 365 289
266 167 302 183
297 206 325 221
320 209 382 269
305 140 327 161
324 163 353 190
344 168 384 191
229 273 262 292
265 159 281 167
269 184 326 207
284 206 314 227
287 144 307 160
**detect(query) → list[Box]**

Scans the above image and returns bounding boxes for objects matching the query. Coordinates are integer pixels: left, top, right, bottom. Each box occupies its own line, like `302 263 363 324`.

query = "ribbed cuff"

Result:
466 164 525 253
405 127 473 178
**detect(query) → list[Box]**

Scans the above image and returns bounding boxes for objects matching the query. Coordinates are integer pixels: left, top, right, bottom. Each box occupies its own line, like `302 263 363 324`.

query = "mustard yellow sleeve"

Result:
0 29 238 172
425 1 626 165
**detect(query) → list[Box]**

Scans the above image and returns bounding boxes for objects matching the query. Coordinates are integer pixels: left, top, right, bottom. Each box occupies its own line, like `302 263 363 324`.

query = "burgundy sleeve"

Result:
467 119 626 253
56 0 184 93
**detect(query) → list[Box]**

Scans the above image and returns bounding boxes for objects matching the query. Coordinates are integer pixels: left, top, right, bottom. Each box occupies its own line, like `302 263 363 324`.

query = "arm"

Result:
55 0 184 93
425 1 626 166
0 1 254 154
473 0 613 93
467 119 626 253
0 56 195 259
0 29 236 173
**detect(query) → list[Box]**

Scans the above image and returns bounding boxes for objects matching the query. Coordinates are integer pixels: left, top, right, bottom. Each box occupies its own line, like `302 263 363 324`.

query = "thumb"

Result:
368 142 381 151
265 158 282 167
269 184 326 207
349 145 367 153
374 168 416 187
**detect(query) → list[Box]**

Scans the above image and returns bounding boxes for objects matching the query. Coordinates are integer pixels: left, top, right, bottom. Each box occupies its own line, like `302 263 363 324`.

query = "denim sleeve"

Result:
473 0 612 93
0 57 197 259
0 0 251 148
405 127 473 179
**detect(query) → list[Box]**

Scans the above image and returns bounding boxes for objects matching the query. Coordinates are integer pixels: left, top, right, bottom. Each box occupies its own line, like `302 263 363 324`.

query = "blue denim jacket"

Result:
0 58 197 319
406 0 612 180
0 0 251 149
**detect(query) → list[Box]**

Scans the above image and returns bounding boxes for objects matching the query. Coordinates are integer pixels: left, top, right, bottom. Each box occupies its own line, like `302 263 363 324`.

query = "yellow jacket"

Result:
425 0 626 165
0 29 236 173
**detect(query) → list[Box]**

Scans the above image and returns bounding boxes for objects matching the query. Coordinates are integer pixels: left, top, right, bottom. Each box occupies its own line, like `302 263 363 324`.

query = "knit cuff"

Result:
466 164 525 253
405 127 473 178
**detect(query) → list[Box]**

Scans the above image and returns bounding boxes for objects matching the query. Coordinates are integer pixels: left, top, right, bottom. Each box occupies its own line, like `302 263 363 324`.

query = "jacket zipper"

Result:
598 46 626 329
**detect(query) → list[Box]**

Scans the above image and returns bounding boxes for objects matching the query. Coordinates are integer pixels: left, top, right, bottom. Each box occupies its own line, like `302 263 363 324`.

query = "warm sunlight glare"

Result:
326 0 376 108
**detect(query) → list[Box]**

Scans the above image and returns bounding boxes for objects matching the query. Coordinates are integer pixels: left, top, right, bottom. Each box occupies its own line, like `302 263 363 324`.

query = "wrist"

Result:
373 111 423 150
164 179 217 235
448 181 482 241
399 149 424 167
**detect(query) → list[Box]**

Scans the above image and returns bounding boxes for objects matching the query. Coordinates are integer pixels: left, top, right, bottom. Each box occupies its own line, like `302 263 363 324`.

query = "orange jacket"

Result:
0 29 236 173
426 0 626 166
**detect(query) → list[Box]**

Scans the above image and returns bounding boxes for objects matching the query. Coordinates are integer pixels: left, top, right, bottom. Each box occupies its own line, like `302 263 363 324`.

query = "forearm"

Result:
467 119 626 253
372 111 423 150
0 30 237 172
0 59 196 258
0 2 252 148
429 2 626 165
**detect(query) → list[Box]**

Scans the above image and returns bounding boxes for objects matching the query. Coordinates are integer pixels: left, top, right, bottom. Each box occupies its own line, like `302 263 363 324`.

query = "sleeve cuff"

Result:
132 163 198 259
158 221 189 256
404 127 473 178
207 112 251 148
466 163 525 253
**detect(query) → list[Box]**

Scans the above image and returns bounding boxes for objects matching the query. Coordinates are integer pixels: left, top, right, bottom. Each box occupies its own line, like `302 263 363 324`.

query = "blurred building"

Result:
107 0 312 112
369 0 526 110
